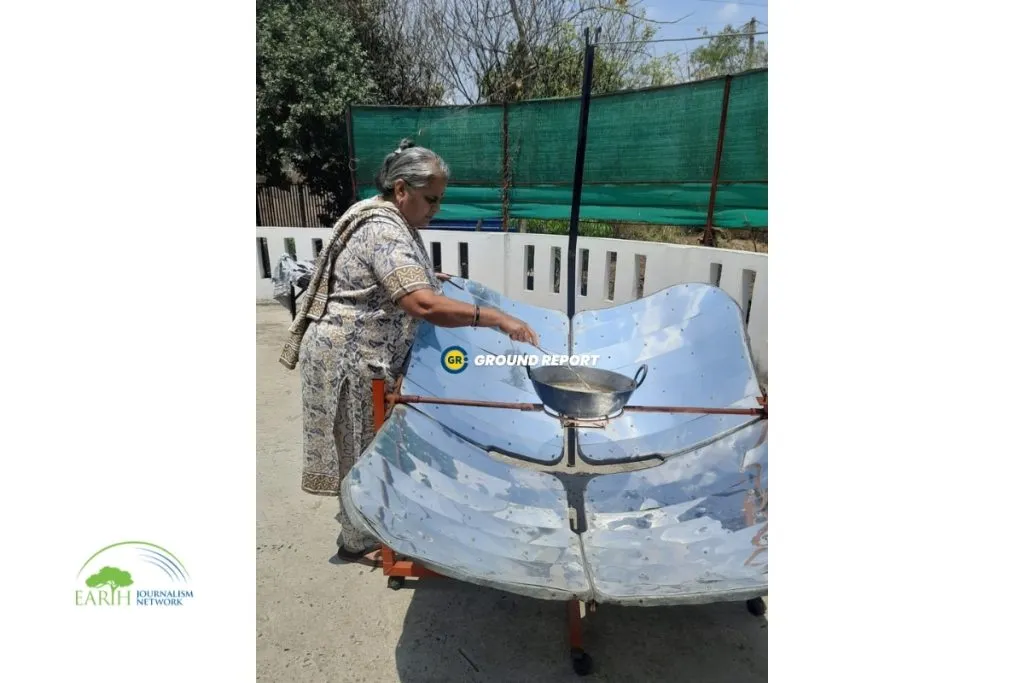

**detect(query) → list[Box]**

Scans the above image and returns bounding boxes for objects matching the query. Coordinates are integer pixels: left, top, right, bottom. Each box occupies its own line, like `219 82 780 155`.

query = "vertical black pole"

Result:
567 28 598 321
566 27 599 470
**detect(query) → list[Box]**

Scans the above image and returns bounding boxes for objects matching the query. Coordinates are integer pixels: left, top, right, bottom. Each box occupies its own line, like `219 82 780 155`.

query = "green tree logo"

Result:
85 566 133 593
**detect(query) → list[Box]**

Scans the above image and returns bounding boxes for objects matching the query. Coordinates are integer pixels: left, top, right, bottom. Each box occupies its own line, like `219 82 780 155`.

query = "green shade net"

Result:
351 69 766 228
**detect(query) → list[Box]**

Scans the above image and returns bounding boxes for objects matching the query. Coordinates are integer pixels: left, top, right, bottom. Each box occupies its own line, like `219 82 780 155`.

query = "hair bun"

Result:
398 138 416 151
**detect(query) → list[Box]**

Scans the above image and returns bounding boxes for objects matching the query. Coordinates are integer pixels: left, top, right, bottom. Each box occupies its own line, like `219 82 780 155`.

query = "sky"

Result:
640 0 769 65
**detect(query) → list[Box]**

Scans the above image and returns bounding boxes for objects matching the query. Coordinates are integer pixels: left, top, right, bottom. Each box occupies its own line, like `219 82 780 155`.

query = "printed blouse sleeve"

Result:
365 219 433 302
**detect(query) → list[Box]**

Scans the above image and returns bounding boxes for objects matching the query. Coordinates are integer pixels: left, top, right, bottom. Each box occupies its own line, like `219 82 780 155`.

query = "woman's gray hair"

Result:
374 138 449 195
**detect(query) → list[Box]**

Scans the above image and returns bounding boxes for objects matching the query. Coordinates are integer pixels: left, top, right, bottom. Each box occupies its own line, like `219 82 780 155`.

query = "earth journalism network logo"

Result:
75 541 193 607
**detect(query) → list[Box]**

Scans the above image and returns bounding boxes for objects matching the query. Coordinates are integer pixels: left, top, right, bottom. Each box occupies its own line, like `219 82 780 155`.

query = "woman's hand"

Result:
397 289 539 347
498 314 540 346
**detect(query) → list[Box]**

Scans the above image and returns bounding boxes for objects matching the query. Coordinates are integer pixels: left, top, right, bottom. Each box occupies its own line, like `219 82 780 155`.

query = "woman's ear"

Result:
393 179 407 201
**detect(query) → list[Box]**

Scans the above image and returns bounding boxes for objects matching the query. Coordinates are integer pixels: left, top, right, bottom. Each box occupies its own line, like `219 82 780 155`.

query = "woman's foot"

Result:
336 543 381 562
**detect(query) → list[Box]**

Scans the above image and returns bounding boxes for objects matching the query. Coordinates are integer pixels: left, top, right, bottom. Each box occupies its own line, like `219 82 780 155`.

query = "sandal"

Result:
336 544 382 562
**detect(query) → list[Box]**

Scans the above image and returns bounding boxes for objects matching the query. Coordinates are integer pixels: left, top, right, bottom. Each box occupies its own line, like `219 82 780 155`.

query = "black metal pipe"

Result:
567 426 577 468
567 28 599 320
566 28 599 469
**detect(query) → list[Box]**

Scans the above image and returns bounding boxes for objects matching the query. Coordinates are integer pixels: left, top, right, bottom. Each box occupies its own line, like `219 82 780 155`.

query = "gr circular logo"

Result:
441 346 468 374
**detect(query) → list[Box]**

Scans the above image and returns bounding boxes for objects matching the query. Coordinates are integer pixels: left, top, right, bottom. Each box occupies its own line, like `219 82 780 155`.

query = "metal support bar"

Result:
390 394 543 411
372 378 387 432
567 600 593 674
386 392 766 418
702 74 734 247
567 28 600 320
568 600 584 650
625 405 765 417
567 424 578 467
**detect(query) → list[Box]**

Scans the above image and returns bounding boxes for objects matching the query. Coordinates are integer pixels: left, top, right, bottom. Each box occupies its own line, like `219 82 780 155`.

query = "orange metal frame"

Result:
378 545 441 578
371 378 439 580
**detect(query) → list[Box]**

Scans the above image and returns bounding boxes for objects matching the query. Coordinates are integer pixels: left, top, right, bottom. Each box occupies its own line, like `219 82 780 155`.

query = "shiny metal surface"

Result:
570 283 764 463
526 364 647 419
342 405 592 601
400 279 567 464
581 419 768 605
341 278 768 605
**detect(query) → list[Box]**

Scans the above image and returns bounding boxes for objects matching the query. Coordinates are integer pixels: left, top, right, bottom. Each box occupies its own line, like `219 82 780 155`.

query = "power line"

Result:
599 31 767 47
696 0 768 7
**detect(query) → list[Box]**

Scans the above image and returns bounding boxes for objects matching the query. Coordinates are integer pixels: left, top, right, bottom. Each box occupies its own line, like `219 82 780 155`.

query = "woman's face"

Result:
394 172 446 228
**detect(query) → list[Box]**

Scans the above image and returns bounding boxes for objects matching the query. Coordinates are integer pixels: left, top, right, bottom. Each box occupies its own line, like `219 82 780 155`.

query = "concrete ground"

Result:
257 302 767 683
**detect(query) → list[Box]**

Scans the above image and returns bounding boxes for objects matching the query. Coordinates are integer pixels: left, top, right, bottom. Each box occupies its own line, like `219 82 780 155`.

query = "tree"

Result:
257 0 378 221
85 566 133 593
338 0 446 106
480 27 623 102
424 0 686 104
257 0 448 222
688 20 768 81
479 18 681 103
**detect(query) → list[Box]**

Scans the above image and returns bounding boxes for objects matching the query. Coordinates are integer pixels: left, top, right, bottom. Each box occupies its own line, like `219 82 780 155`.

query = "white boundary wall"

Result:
256 228 768 379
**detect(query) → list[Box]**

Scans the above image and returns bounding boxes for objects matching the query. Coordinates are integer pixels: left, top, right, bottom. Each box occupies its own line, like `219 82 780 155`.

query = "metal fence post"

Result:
702 74 734 247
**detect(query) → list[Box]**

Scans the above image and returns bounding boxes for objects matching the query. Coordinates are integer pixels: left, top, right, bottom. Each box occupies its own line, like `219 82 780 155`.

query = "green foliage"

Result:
257 0 378 222
689 23 768 80
600 18 681 91
481 26 617 102
85 566 134 592
480 9 681 103
257 0 447 223
523 219 615 238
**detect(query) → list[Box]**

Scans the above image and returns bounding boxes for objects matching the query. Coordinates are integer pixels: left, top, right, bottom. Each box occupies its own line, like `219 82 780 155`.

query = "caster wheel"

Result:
746 597 766 616
571 648 593 676
387 577 405 591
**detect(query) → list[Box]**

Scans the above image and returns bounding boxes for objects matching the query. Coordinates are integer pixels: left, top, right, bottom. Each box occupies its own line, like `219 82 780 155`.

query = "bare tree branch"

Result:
599 2 694 25
509 0 529 43
412 0 687 103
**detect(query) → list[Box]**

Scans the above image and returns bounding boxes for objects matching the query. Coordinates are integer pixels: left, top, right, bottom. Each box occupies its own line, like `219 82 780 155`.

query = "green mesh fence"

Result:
351 69 766 228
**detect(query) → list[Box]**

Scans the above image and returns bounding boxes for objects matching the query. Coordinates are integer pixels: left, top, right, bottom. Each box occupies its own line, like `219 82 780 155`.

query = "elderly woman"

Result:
280 139 539 559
